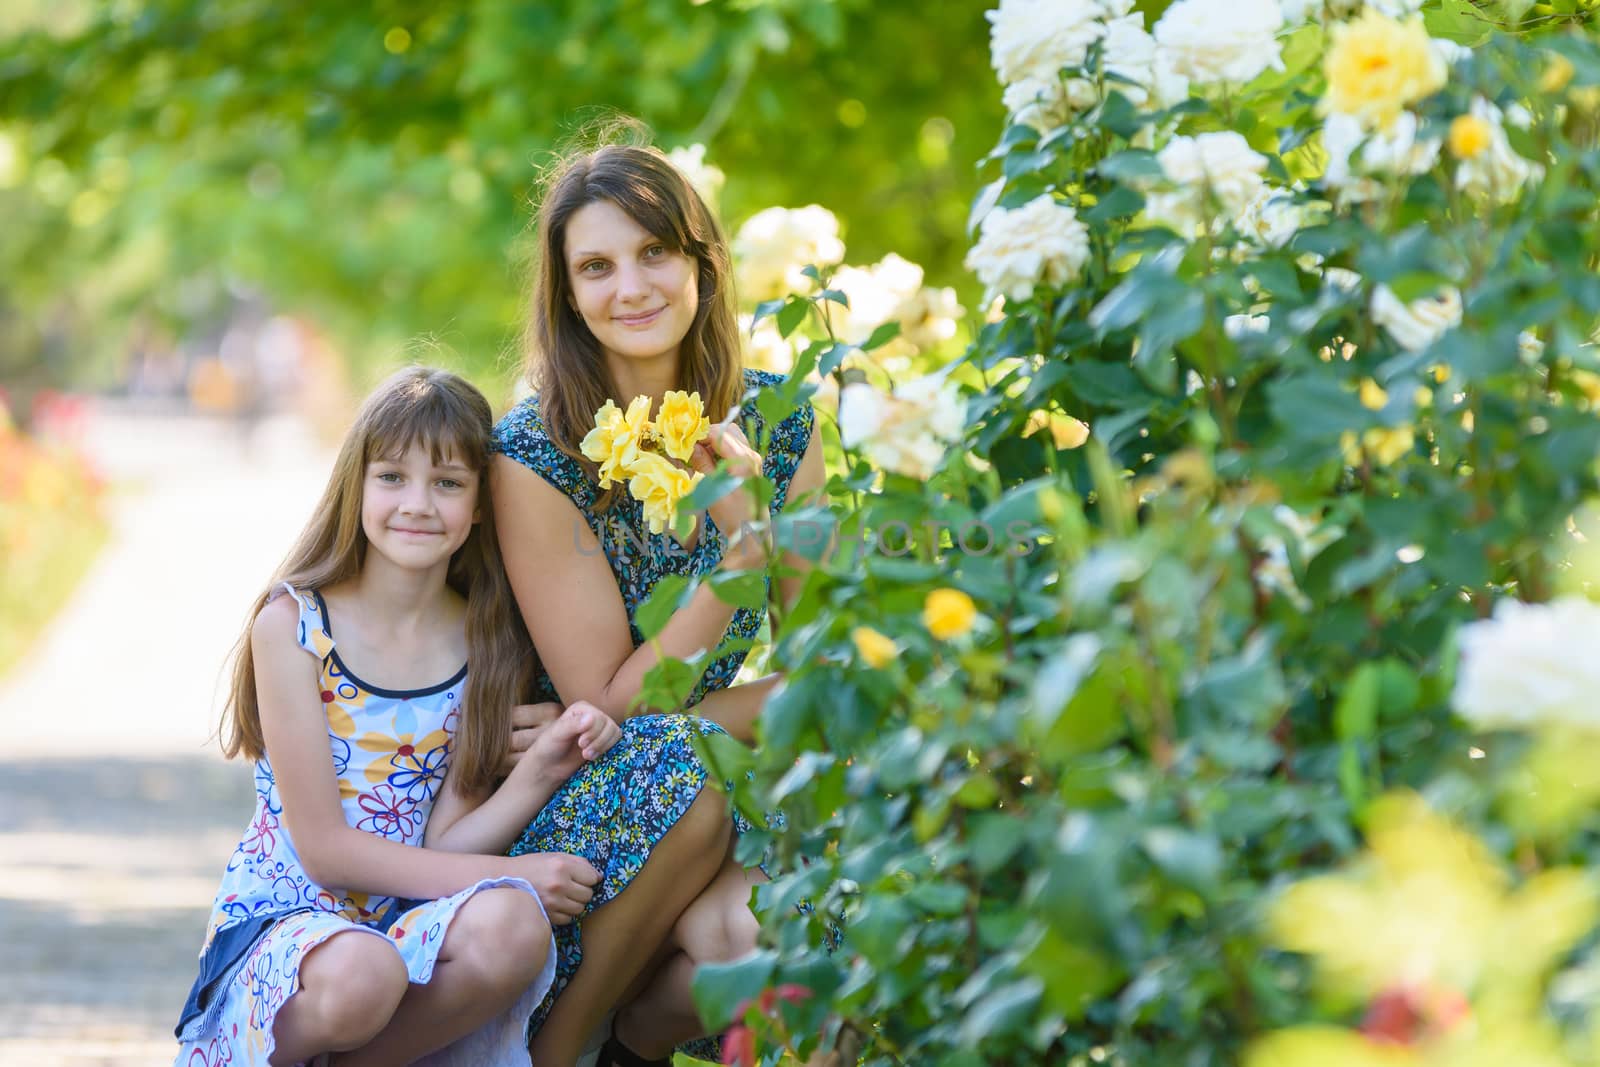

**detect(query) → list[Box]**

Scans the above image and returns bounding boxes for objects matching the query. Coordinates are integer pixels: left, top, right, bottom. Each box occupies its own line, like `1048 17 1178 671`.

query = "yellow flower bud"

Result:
851 626 897 668
1539 54 1575 94
1358 378 1389 411
1448 114 1492 160
923 588 979 640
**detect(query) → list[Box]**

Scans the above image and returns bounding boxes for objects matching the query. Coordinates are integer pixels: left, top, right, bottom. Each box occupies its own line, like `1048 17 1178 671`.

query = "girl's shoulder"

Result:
253 583 335 662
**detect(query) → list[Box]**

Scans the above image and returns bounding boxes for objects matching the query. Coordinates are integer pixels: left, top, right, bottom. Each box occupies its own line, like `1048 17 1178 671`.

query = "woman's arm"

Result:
689 674 781 744
254 596 525 899
774 419 827 619
492 456 763 722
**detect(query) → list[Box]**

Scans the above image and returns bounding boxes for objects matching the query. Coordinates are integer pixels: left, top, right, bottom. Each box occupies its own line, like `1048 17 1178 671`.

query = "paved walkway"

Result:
0 408 331 1066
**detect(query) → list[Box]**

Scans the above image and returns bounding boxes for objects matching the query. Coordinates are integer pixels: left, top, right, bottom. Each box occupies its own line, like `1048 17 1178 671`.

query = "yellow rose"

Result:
1448 114 1492 160
1341 426 1414 468
851 626 897 668
1323 12 1447 130
581 395 654 488
923 588 978 640
656 390 711 462
627 451 702 536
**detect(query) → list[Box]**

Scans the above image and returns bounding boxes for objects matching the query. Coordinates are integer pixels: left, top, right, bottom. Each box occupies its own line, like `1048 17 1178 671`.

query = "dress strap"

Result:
274 582 336 661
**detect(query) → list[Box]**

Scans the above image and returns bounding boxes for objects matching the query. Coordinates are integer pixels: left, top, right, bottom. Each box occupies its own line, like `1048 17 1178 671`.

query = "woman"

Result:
491 133 824 1067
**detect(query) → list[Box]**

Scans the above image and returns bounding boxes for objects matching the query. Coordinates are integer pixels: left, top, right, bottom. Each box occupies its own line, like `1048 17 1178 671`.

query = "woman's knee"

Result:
675 784 734 857
295 932 408 1046
445 888 551 990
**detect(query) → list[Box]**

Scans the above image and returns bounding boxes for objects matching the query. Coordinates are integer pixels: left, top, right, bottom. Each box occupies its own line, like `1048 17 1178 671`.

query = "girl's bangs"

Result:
366 391 489 471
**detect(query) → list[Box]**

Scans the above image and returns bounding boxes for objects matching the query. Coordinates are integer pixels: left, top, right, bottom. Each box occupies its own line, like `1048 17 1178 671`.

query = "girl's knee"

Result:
447 888 551 989
296 933 408 1046
674 879 758 963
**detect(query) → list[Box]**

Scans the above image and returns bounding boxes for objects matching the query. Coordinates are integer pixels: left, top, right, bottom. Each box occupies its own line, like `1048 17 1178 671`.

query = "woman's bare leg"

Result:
528 786 733 1067
612 854 765 1058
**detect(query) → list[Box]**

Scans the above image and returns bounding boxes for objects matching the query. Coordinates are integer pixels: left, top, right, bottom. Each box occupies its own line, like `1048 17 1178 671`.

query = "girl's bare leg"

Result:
268 931 410 1065
528 786 733 1067
335 888 551 1066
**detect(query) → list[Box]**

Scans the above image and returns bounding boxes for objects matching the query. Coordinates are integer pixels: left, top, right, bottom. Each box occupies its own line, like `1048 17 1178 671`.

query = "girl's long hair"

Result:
523 120 744 511
219 366 534 795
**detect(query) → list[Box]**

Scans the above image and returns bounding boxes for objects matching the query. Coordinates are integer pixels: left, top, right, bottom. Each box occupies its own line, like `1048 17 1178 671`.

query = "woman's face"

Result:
564 199 699 367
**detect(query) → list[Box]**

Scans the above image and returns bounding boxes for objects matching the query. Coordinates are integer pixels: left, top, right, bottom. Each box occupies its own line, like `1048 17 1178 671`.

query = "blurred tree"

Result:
0 0 1000 395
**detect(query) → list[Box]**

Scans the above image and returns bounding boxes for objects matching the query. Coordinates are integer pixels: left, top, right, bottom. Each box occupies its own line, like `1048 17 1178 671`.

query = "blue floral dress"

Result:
492 369 815 1050
174 585 556 1066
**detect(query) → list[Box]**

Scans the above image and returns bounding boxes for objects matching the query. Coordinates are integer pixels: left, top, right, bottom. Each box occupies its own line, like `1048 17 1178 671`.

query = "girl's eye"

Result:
376 471 402 483
437 479 464 490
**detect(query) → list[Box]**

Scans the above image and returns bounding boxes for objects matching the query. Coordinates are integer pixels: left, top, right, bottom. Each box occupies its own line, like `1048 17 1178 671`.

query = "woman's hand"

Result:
689 421 770 566
506 852 600 925
500 702 561 778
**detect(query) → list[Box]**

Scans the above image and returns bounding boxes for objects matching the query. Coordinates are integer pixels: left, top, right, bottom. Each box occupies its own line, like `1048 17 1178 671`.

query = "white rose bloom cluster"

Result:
1153 0 1284 87
840 374 967 480
732 205 847 303
1371 284 1462 352
1323 112 1441 205
665 144 726 210
966 194 1091 302
739 312 796 375
831 254 927 344
897 285 965 350
1454 596 1600 733
1144 132 1269 239
1456 96 1542 203
988 0 1184 130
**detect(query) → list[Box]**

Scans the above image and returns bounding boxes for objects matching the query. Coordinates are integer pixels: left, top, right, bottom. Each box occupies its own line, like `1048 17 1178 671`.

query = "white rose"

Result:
1323 266 1364 293
839 374 967 479
965 194 1091 302
987 0 1108 87
1371 284 1462 353
665 144 726 210
1146 131 1269 238
898 286 965 349
831 254 926 344
732 205 847 302
1323 111 1440 205
1456 97 1542 204
1154 0 1284 87
1224 313 1271 338
1237 185 1311 248
740 312 795 375
1518 330 1544 363
1455 597 1600 733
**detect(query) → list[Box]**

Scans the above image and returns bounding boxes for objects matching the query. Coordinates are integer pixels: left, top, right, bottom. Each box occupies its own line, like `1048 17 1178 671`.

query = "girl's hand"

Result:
527 701 621 783
507 851 600 925
500 702 561 778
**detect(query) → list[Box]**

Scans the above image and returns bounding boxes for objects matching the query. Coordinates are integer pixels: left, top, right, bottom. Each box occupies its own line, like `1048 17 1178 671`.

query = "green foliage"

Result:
669 10 1600 1067
0 0 1000 392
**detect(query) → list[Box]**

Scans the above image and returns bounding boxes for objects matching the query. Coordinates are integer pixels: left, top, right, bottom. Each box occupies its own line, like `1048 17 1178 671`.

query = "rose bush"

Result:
635 4 1600 1063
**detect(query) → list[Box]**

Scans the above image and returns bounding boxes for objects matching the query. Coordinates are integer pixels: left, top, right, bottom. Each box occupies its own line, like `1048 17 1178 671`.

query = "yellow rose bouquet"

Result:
580 390 712 535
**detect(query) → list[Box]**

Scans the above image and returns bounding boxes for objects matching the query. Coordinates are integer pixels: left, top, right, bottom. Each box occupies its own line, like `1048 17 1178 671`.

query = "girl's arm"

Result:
425 702 619 854
255 598 601 927
493 456 764 723
254 596 522 900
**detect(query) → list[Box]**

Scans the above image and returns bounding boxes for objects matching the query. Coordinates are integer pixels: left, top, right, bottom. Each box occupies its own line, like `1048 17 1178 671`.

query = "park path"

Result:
0 407 331 1066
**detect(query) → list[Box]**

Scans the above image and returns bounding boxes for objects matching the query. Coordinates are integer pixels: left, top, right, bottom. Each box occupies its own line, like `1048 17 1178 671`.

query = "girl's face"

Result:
361 443 480 572
564 199 699 368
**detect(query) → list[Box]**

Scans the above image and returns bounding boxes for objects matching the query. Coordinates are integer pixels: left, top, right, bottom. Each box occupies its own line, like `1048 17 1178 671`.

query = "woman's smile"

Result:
614 306 666 327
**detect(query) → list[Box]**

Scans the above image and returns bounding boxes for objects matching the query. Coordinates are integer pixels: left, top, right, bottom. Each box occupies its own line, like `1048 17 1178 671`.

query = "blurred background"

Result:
0 0 997 1062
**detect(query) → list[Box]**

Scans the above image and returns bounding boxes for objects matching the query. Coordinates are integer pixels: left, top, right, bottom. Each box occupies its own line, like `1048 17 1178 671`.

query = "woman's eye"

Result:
644 245 666 259
581 260 607 274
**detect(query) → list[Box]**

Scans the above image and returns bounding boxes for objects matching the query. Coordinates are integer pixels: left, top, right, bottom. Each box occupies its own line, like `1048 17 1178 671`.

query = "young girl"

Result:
175 366 618 1066
492 131 825 1065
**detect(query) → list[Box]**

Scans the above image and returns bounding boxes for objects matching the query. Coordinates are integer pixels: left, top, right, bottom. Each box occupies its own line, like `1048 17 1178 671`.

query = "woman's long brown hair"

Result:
524 121 745 511
218 366 535 796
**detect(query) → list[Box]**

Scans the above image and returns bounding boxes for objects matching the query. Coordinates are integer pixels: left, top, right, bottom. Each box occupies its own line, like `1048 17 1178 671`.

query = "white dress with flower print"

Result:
174 585 553 1066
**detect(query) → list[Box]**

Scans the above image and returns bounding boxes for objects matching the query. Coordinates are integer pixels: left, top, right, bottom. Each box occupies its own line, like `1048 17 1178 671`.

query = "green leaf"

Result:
691 951 777 1029
777 297 811 338
634 574 690 641
708 568 767 609
861 320 901 351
